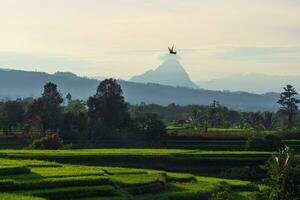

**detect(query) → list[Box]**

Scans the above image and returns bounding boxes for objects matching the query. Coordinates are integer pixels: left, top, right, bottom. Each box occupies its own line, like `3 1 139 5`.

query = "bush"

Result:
245 135 283 151
29 133 63 150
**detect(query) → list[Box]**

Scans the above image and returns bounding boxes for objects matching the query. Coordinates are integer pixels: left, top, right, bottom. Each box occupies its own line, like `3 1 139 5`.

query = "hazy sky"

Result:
0 0 300 81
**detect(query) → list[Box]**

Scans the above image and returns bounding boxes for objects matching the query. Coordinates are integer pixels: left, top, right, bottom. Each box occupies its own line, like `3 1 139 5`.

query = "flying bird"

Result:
168 45 177 54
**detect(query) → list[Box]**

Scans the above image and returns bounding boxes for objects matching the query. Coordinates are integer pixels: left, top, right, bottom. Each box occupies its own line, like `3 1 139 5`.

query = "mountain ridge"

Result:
0 68 279 111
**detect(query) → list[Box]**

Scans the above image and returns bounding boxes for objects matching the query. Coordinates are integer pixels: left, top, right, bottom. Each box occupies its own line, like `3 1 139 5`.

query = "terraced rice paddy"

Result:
0 157 259 200
0 149 272 176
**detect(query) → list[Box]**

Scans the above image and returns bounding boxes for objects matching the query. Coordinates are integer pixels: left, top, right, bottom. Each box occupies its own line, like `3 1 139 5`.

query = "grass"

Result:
0 157 262 200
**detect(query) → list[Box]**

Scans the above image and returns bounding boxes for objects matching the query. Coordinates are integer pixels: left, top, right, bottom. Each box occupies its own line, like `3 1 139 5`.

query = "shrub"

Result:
29 133 63 150
245 135 283 151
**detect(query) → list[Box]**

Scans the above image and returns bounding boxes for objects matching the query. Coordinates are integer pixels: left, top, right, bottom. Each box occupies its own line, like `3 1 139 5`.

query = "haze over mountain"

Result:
0 68 279 111
197 73 300 94
129 55 198 89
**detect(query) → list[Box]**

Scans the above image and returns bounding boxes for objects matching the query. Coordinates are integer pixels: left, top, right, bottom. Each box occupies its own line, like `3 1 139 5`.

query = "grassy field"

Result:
0 157 261 200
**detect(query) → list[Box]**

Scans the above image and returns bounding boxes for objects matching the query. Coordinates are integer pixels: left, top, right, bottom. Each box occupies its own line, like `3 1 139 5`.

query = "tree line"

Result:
0 79 165 147
190 85 300 132
0 81 299 148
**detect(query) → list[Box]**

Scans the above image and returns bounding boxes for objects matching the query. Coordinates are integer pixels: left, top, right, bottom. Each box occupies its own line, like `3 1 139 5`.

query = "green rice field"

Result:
0 157 262 200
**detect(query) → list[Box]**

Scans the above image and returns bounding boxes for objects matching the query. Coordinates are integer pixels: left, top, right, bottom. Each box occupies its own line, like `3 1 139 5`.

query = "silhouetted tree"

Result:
66 93 72 104
42 82 63 104
87 79 128 139
277 85 300 129
27 82 63 133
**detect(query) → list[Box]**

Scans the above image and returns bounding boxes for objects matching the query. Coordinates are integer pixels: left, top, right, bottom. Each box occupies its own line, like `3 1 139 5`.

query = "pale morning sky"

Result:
0 0 300 81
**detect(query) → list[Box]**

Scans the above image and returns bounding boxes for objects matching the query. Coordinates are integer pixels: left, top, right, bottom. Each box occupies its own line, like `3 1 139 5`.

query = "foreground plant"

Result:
267 147 300 200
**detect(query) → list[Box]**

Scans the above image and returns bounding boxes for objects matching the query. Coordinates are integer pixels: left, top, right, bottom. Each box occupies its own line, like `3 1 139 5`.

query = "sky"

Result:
0 0 300 81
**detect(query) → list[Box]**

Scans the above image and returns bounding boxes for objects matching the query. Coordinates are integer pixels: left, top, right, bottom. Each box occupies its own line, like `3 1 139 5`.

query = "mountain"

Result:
129 55 198 89
197 73 300 94
0 68 279 111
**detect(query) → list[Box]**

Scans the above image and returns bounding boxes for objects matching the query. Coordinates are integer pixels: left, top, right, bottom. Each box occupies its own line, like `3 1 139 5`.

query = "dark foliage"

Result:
60 100 88 141
29 133 63 150
191 101 237 132
27 82 63 133
245 135 284 151
0 99 25 134
267 147 300 200
87 79 129 140
219 166 265 181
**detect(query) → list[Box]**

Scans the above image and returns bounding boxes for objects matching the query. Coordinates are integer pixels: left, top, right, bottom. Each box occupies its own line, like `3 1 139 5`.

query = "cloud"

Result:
158 53 181 61
211 47 300 64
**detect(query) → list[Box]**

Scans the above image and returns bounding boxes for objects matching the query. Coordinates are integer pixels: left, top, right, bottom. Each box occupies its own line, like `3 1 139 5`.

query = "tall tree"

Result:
277 85 300 129
42 82 63 104
27 82 63 133
66 93 72 104
87 79 128 139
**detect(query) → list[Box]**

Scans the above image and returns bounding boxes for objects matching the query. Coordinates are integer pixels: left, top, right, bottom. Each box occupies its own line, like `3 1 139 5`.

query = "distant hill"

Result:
197 73 300 94
0 68 279 111
129 55 198 89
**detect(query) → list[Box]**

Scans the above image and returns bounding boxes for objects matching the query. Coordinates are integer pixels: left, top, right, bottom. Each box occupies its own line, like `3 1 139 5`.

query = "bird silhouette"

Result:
168 45 177 54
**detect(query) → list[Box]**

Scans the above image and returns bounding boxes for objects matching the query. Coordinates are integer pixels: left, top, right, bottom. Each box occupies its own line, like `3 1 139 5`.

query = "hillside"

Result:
0 68 279 111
